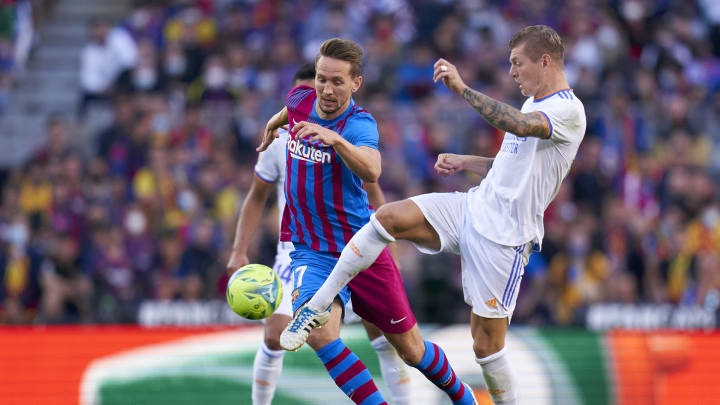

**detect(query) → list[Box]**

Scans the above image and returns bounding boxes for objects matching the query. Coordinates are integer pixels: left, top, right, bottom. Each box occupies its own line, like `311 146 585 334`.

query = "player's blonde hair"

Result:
509 25 564 63
317 38 363 77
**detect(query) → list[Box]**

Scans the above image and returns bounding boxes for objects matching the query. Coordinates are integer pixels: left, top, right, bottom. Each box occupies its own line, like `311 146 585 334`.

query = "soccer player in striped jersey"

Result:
285 26 587 405
258 38 477 405
228 63 411 405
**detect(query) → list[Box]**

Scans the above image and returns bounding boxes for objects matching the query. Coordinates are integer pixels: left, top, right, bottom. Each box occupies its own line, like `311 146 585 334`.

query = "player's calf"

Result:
317 338 388 405
410 340 477 405
263 313 292 350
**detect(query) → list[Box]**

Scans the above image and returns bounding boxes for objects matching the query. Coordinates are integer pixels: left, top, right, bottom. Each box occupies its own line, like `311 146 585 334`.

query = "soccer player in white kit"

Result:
281 26 587 404
227 64 411 405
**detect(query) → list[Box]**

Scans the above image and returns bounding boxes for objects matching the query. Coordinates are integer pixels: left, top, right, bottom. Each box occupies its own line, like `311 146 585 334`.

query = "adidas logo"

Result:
486 298 498 309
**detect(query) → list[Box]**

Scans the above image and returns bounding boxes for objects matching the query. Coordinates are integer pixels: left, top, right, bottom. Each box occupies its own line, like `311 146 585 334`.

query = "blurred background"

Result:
1 0 720 404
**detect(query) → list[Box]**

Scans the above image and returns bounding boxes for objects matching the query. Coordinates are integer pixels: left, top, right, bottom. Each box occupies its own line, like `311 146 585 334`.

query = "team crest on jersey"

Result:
287 138 331 164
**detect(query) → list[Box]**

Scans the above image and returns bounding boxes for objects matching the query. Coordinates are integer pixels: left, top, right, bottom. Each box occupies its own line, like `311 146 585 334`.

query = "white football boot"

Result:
280 303 331 351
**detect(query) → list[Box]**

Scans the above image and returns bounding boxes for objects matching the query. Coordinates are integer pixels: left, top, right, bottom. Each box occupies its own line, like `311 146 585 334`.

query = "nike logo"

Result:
390 316 407 324
292 118 299 127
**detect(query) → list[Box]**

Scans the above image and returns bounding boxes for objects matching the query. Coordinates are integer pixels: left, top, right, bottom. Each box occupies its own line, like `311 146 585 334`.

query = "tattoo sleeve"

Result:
462 87 549 138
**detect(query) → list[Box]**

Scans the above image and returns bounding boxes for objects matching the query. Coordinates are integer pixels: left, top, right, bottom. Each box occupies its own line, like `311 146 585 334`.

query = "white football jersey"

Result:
468 89 586 249
254 128 294 255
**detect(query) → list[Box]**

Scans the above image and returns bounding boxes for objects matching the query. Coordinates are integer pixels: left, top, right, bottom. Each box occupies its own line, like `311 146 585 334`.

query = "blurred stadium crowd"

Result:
1 0 720 326
0 0 42 114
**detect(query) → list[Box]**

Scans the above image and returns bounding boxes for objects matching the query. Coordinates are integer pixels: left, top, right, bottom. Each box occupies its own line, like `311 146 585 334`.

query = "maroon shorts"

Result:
346 248 417 334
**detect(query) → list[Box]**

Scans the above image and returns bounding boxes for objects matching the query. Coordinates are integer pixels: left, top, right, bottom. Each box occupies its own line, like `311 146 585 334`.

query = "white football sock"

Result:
477 346 516 404
308 214 395 312
252 341 286 405
371 335 411 405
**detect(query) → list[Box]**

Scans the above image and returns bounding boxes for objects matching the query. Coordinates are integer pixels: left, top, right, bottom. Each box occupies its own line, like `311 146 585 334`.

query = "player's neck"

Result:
315 98 352 121
534 71 570 99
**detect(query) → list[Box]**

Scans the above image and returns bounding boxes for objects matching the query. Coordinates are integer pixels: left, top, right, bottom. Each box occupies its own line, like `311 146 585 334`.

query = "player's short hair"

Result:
509 25 564 63
293 63 316 83
317 38 363 77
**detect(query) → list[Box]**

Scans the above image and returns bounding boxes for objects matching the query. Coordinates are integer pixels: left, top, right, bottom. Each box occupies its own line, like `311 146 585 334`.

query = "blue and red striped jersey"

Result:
280 85 379 253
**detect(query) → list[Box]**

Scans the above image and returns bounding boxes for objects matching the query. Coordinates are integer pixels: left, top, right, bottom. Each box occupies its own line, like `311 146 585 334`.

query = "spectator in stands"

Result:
116 39 166 94
79 18 138 116
1 0 719 326
0 212 42 323
30 113 73 166
39 231 92 323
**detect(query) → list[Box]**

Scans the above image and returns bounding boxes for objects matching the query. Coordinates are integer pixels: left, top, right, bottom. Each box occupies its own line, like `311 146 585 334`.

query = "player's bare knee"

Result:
374 204 398 234
394 342 424 365
264 334 283 351
307 327 338 351
473 338 505 359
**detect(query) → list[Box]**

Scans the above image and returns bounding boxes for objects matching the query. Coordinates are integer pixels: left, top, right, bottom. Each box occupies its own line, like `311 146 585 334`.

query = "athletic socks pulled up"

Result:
412 340 475 405
477 346 516 404
371 335 411 405
317 338 388 405
308 214 394 312
252 341 285 405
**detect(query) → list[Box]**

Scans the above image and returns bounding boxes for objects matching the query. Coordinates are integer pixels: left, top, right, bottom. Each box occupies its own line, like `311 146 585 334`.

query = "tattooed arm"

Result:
461 87 549 138
433 58 550 139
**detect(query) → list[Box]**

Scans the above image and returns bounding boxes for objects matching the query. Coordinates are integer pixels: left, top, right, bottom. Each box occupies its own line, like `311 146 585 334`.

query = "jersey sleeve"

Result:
286 84 316 123
344 114 379 150
254 131 285 184
538 102 585 145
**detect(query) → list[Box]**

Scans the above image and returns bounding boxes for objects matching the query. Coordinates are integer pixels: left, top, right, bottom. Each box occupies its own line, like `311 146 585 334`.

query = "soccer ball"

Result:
226 264 283 320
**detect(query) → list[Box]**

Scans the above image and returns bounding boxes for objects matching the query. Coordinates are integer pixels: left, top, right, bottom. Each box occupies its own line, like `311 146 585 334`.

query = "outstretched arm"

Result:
435 153 493 177
461 88 549 138
433 58 550 139
257 107 289 152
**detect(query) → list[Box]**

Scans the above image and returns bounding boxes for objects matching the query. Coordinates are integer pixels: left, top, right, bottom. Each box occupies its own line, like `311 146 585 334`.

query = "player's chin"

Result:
319 105 339 115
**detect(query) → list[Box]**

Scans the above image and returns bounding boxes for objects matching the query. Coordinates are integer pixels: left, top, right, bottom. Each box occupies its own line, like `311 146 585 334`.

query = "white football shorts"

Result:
409 192 532 320
271 248 294 317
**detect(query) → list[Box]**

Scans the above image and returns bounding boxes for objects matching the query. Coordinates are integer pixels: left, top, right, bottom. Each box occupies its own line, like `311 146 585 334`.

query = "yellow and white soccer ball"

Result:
226 264 283 320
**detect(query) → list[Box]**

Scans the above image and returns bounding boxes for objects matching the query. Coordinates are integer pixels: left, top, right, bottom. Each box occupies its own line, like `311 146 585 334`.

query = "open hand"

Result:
257 124 288 152
292 121 341 147
433 58 466 95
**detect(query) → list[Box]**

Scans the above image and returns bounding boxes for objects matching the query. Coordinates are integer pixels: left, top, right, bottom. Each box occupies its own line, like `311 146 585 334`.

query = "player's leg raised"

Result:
307 199 440 313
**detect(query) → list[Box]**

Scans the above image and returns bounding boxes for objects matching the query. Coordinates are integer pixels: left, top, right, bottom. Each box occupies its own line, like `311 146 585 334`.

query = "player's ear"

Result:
541 54 550 68
351 75 363 93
